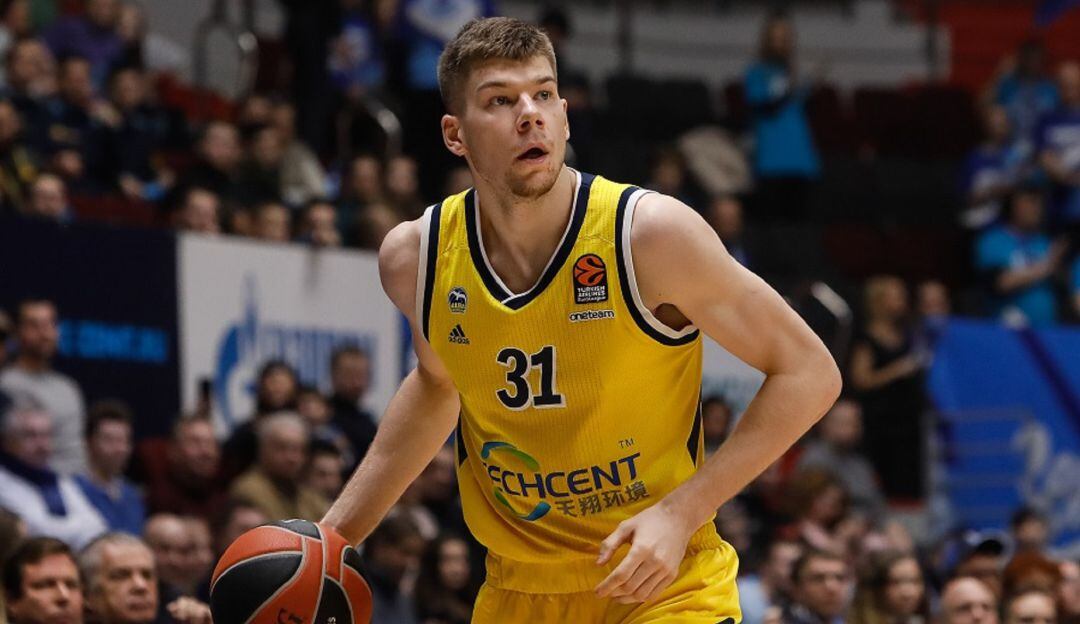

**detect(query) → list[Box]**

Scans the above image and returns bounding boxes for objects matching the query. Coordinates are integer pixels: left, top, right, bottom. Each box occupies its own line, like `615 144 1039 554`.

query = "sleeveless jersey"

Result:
418 170 719 563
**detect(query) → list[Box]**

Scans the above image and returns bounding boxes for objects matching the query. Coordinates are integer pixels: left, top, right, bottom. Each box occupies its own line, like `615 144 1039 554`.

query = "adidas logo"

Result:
448 324 470 345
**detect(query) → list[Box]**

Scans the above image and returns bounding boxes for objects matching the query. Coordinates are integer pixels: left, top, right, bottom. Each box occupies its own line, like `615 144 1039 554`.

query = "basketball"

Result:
209 519 372 624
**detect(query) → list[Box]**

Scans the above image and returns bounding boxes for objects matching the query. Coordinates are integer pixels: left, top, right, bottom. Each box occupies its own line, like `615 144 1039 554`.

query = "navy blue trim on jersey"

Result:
455 417 468 466
465 172 595 310
421 202 443 342
687 398 703 465
614 186 700 346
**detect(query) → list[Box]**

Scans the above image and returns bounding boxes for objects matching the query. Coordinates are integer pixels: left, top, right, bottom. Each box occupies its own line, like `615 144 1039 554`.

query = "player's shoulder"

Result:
378 217 424 316
629 190 712 251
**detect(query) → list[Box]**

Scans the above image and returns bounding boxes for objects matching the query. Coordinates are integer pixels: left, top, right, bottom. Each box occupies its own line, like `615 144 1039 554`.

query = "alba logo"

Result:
573 254 608 304
448 287 467 314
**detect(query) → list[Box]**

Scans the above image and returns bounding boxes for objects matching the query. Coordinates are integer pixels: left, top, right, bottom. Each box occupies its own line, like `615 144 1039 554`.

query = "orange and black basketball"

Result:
210 519 372 624
574 254 606 287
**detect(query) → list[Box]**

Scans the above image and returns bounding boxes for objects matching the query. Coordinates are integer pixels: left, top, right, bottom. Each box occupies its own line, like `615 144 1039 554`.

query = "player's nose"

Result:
517 96 544 131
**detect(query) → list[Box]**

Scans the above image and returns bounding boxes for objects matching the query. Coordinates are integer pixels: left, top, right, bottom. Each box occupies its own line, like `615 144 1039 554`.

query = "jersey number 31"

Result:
496 345 565 410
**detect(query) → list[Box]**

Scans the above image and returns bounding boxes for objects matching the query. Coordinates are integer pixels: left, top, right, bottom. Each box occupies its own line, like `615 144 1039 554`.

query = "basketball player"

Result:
324 17 841 622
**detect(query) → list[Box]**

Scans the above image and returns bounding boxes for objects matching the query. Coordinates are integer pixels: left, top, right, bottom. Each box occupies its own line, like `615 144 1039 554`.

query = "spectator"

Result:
0 98 38 214
940 576 999 624
142 415 227 522
236 93 274 129
236 124 285 208
114 2 187 77
796 398 887 521
0 299 87 474
26 173 69 222
706 195 749 267
1036 62 1080 233
415 446 461 533
701 395 734 453
297 199 342 247
173 122 242 208
1003 589 1056 624
222 360 300 477
2 537 83 624
442 165 472 197
744 11 820 222
296 385 355 468
414 533 477 624
43 55 110 188
991 40 1059 159
850 550 929 624
951 532 1010 599
250 201 291 243
328 0 385 101
646 146 694 207
785 469 857 558
975 187 1066 327
328 346 377 467
738 539 802 624
171 187 220 235
74 401 144 535
1003 552 1062 599
209 499 267 558
363 514 423 624
917 279 951 327
3 38 56 151
229 412 329 522
384 154 424 220
181 517 213 599
782 549 852 624
305 440 344 501
0 0 32 88
1011 507 1051 554
848 276 927 500
42 0 124 88
143 514 191 600
960 104 1027 230
0 404 106 548
107 66 174 202
272 101 328 207
337 153 384 244
1059 561 1080 624
353 200 400 250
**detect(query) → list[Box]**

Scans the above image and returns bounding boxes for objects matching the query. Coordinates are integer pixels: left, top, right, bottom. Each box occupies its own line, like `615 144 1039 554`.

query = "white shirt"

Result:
0 464 107 549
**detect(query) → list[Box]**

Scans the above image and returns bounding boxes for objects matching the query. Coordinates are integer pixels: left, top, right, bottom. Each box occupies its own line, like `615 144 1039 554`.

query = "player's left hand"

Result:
594 501 695 604
167 596 213 624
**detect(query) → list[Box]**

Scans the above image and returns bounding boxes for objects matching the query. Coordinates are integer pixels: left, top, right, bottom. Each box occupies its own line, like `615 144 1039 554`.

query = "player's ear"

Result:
442 114 467 157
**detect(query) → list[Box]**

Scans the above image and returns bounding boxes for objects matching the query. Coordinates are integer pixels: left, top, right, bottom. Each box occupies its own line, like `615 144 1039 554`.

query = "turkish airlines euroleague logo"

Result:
573 254 608 304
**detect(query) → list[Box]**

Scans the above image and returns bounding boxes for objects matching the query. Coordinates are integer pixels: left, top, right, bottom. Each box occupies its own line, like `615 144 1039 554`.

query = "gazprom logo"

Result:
213 276 373 428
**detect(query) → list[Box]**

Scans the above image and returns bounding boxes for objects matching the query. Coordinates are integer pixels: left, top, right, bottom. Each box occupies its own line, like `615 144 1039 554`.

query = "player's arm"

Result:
322 219 462 545
596 193 842 602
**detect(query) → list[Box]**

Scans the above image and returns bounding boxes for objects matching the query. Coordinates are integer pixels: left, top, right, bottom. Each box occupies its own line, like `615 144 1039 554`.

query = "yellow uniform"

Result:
419 170 740 623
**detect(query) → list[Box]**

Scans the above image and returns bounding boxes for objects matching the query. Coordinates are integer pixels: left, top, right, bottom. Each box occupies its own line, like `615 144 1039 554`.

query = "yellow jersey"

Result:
419 170 720 564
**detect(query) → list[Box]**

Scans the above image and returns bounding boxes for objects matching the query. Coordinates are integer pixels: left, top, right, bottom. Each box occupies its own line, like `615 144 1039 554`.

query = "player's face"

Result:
446 56 569 199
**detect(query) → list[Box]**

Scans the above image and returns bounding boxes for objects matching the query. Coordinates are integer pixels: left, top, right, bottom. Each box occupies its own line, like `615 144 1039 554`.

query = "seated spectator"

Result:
222 360 300 478
2 537 83 624
296 385 355 469
785 469 855 557
950 531 1010 599
1059 560 1080 624
782 549 852 624
385 155 424 219
171 187 220 235
738 539 802 624
960 104 1027 230
209 499 267 558
3 39 57 152
1003 552 1062 599
74 401 144 535
42 55 110 189
0 404 106 548
352 200 400 250
701 395 733 453
1011 507 1050 554
975 187 1066 327
229 412 329 522
142 415 227 522
990 39 1058 159
849 550 928 624
940 576 999 624
106 66 174 202
26 173 69 222
0 0 32 87
646 146 694 207
305 440 344 502
181 517 213 599
250 201 291 243
172 122 242 208
0 505 27 561
337 154 384 231
1004 589 1056 624
296 199 342 247
42 0 123 88
0 98 39 214
1036 62 1080 232
272 101 327 207
414 533 476 624
143 514 210 601
796 398 886 521
0 298 87 474
364 514 424 624
236 124 285 208
706 195 749 267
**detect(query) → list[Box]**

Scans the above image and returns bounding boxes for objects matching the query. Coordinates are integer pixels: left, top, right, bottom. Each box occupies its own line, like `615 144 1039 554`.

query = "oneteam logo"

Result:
448 287 467 314
569 309 615 323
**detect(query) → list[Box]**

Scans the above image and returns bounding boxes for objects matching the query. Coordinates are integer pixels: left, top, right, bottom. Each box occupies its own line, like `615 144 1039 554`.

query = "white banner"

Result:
178 235 403 436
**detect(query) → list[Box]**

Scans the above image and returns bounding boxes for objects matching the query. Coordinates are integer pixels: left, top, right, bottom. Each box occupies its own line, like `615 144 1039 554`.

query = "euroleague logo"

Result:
572 254 608 304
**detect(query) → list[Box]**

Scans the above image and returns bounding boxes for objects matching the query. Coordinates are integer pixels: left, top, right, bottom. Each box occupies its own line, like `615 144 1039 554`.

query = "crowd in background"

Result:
2 0 1080 623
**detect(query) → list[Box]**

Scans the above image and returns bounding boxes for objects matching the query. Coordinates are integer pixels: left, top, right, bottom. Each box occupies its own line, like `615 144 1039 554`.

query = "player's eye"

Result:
491 96 509 106
537 90 552 100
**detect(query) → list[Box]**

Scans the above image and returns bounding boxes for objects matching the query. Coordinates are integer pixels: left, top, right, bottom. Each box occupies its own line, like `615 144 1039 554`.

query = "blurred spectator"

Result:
106 66 175 202
229 412 329 522
209 499 267 558
744 11 820 222
951 532 1009 599
646 146 693 207
273 101 328 207
173 122 242 208
850 550 929 624
796 398 886 521
785 469 856 558
1003 552 1062 599
0 504 25 562
222 360 300 478
442 165 472 197
701 395 733 453
181 517 213 599
1011 507 1050 554
114 2 187 77
305 440 344 501
940 576 999 624
1059 561 1080 624
384 154 424 220
42 0 123 88
396 476 440 542
353 200 401 250
143 514 192 600
1003 589 1056 624
26 173 68 222
296 385 355 469
328 0 385 100
250 201 291 243
236 124 285 208
991 40 1059 160
142 415 226 521
74 401 144 535
236 93 274 128
0 0 32 87
0 98 38 214
707 195 749 267
329 346 377 467
297 199 342 247
975 187 1067 327
0 299 88 474
782 549 852 624
413 533 477 624
960 104 1027 230
363 514 423 624
171 187 220 235
43 55 110 188
738 539 802 624
337 153 384 244
3 38 56 151
917 279 951 323
415 446 462 534
1036 62 1080 232
848 276 927 500
2 537 83 624
0 404 106 549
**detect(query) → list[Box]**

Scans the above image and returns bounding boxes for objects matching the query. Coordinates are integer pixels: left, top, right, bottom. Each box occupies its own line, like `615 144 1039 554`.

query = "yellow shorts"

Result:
471 532 741 624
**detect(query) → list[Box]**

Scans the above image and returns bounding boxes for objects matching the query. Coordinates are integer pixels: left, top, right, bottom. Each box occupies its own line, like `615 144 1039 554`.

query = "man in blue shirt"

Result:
975 187 1068 326
959 104 1028 230
1035 62 1080 229
75 401 144 535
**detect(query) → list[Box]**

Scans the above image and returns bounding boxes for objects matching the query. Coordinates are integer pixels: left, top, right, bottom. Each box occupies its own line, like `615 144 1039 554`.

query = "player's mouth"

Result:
517 145 549 164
